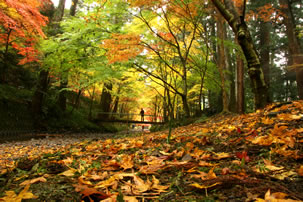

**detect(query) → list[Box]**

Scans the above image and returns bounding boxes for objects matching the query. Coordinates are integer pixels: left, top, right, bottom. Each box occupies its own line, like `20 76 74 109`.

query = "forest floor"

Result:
1 101 303 202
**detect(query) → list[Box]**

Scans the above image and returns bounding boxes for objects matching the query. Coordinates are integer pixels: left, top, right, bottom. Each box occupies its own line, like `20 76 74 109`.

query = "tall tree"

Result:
31 0 65 125
211 0 268 109
279 0 303 99
0 0 50 82
57 0 79 112
216 11 229 112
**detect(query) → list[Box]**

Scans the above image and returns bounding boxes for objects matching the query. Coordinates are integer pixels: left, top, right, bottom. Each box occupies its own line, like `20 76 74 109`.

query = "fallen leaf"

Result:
256 189 300 202
123 196 139 202
73 184 110 200
213 152 231 159
20 177 47 186
190 182 221 189
120 155 134 170
263 159 284 171
59 168 77 177
151 175 169 192
198 161 216 167
221 167 230 175
298 165 303 176
235 151 250 162
0 184 38 202
181 153 192 162
262 117 274 125
78 176 93 186
133 175 151 193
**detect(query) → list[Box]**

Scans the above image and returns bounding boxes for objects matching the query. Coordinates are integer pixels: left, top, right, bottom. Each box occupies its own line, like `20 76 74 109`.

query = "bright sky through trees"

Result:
52 0 72 8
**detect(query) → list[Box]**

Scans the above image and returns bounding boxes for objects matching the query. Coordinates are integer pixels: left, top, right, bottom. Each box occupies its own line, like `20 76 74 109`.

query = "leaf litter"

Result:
1 101 303 201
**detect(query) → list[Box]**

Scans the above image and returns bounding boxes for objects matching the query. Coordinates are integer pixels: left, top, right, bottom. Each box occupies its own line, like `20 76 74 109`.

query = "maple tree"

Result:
0 0 50 69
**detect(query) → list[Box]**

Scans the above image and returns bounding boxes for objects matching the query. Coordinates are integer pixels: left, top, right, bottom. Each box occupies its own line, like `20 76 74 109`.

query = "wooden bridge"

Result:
93 112 165 125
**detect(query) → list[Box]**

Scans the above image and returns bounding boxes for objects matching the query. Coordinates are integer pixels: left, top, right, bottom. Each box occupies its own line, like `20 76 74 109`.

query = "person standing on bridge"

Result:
140 108 144 122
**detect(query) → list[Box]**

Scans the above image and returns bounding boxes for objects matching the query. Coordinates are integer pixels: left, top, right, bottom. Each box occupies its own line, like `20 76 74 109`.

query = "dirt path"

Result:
0 133 119 171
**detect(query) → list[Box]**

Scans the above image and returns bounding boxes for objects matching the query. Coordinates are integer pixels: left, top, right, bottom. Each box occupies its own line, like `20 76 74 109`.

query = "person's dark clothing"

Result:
140 109 144 121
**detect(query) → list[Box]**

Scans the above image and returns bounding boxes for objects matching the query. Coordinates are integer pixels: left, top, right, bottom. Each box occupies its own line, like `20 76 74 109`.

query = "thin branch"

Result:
133 63 184 97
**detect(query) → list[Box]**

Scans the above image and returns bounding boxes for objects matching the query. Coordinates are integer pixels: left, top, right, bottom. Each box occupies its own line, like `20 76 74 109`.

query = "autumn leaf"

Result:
151 176 169 192
213 152 231 160
0 184 38 202
73 184 110 201
20 177 47 186
190 182 221 189
262 117 274 125
235 151 250 162
256 189 300 202
297 165 303 176
119 154 134 170
59 168 77 177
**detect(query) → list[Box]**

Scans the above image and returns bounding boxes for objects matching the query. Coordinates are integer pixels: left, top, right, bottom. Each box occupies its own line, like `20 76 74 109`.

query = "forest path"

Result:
0 132 134 171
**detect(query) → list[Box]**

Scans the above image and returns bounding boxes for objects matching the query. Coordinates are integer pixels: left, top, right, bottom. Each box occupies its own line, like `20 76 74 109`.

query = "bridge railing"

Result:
94 112 163 123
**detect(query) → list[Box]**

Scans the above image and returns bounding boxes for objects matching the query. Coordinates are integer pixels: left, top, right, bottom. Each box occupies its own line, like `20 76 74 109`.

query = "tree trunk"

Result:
279 0 303 99
69 0 79 16
88 85 95 120
31 70 49 127
260 21 272 103
56 0 79 112
236 52 245 114
216 13 229 112
211 0 268 109
31 0 66 125
53 0 66 28
98 83 112 119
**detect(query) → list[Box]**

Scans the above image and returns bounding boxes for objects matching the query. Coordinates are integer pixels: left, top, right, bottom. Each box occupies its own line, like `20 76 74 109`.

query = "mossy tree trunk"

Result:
211 0 268 109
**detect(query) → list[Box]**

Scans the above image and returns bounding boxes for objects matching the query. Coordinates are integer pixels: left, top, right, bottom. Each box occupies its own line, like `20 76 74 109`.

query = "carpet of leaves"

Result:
1 101 303 201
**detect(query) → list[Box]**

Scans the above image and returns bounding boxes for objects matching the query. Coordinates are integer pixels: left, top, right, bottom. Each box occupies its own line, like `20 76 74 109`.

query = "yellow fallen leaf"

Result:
273 171 297 180
123 196 139 202
59 168 77 177
262 117 274 125
120 155 134 170
133 175 151 193
256 189 301 202
263 159 284 171
78 176 93 185
213 152 231 159
20 177 47 186
0 184 38 202
151 175 169 192
190 182 221 189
